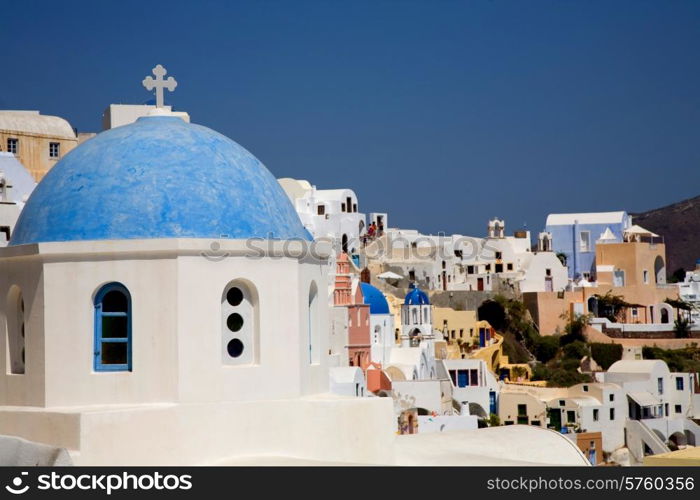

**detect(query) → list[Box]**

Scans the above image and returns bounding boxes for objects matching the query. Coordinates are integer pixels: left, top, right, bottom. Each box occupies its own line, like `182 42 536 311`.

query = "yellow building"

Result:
643 447 700 466
0 111 78 181
433 307 479 347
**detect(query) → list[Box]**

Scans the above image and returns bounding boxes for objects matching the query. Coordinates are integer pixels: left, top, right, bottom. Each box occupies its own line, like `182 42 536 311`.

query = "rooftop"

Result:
0 111 76 140
546 211 628 226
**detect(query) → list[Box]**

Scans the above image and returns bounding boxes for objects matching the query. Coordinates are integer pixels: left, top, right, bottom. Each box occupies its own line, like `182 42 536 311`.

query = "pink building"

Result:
334 254 371 369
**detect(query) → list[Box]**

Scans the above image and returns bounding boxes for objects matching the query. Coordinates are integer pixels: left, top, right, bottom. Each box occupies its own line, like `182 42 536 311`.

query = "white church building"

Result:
0 110 395 465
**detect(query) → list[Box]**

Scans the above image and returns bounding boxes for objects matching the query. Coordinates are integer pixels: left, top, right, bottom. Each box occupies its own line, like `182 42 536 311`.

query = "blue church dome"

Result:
360 282 390 315
404 283 430 305
10 116 312 246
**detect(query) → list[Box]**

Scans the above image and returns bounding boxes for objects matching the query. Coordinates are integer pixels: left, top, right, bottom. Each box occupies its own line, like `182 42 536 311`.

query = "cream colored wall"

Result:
0 397 397 465
433 307 478 345
519 252 569 293
0 131 77 181
175 252 329 402
498 391 547 426
43 256 179 407
0 239 331 408
0 258 46 406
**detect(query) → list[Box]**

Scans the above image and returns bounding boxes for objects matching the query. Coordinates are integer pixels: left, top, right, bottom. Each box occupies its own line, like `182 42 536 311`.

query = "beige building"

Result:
499 388 551 427
0 111 77 181
524 233 679 334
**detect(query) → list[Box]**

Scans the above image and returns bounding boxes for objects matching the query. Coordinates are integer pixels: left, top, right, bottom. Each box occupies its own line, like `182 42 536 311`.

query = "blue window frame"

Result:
676 377 684 391
94 283 132 372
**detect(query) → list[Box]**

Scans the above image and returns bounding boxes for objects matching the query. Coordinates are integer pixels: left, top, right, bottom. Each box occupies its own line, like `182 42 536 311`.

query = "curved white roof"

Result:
548 396 600 407
329 367 364 384
608 359 668 374
546 211 627 226
394 425 590 466
0 111 75 140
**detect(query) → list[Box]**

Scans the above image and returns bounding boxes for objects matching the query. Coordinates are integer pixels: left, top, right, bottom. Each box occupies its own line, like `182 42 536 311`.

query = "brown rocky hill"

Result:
631 195 700 274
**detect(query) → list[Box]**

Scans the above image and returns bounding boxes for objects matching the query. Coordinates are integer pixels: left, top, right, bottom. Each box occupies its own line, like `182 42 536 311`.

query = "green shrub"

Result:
563 341 589 360
643 346 700 373
560 313 591 346
531 363 550 381
534 336 560 363
560 357 581 371
590 343 623 370
547 368 591 388
674 316 691 338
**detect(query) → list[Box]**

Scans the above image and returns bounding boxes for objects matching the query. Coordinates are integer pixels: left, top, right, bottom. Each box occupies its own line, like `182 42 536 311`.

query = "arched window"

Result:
308 282 320 364
94 283 132 372
6 286 25 374
654 256 666 285
222 281 257 365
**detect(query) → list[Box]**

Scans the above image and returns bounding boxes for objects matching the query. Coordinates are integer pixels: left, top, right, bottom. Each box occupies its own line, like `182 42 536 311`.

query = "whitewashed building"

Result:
278 178 365 254
458 219 568 293
679 261 700 327
442 358 500 419
0 153 36 246
368 220 567 293
599 360 699 462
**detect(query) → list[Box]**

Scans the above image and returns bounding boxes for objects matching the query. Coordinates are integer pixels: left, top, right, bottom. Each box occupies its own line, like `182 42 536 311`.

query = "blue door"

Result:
479 328 486 347
489 391 497 414
457 370 469 388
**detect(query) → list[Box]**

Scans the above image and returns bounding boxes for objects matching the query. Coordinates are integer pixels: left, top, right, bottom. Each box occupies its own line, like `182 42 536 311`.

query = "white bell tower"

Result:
400 284 434 348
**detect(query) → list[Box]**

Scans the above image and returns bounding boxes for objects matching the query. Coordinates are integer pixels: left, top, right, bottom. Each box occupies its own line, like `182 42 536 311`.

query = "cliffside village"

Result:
0 95 698 466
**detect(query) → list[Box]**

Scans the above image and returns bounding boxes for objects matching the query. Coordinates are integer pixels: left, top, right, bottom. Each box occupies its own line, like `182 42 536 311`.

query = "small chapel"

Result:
0 67 394 465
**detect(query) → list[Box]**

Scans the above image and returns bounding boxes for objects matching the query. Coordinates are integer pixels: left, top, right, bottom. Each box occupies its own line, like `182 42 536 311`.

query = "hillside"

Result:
631 195 700 274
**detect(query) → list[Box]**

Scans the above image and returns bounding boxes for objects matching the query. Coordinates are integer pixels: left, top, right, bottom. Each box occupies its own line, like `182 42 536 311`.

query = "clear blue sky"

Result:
2 0 698 237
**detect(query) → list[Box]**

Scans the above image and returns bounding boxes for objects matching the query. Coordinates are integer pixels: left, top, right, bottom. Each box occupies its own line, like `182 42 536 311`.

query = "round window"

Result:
227 313 244 332
227 338 244 358
226 287 244 307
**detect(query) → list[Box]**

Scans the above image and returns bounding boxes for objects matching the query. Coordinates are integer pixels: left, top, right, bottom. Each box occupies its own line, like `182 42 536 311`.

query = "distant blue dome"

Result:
404 283 430 305
10 116 311 245
360 283 389 315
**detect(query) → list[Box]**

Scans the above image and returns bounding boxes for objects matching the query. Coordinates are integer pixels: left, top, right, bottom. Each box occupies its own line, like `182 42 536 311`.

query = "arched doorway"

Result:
685 430 696 446
409 328 422 347
661 308 669 324
341 234 348 254
654 256 666 284
669 431 687 449
407 414 416 434
587 296 598 316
